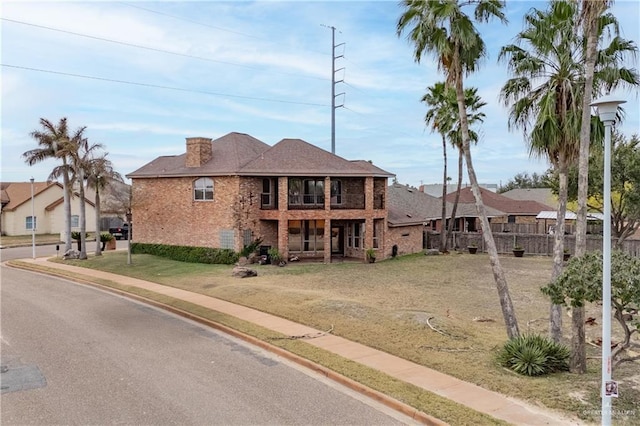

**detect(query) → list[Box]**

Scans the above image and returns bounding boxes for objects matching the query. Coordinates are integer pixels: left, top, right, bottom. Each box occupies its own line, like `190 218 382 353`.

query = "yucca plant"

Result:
498 334 569 376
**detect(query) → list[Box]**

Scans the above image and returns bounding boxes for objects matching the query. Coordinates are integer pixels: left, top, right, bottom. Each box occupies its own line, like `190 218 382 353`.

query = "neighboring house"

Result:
445 187 553 233
387 183 502 244
127 132 396 262
0 181 96 236
501 188 558 210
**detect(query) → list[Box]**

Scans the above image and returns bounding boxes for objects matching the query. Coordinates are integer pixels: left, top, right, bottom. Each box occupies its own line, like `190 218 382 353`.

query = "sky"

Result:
1 0 639 189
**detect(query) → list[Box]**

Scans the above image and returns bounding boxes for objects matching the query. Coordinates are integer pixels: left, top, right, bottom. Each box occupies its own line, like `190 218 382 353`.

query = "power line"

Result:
118 2 329 57
1 64 329 107
1 18 327 82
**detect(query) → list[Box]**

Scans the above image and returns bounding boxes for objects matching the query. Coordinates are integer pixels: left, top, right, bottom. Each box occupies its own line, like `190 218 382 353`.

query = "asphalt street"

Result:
1 258 411 425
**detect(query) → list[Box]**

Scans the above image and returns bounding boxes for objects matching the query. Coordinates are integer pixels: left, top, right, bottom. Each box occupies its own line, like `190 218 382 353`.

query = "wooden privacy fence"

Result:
425 231 640 257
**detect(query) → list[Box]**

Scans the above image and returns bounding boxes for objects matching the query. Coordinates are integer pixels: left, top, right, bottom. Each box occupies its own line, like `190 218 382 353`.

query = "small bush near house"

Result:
131 243 239 265
240 238 263 258
497 334 569 376
267 247 283 264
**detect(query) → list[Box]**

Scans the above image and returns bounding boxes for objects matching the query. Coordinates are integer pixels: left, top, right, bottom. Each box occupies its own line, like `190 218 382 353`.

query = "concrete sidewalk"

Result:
15 257 583 426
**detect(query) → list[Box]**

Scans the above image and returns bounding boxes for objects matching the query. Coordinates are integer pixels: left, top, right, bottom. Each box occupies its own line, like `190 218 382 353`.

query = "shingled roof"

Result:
128 133 394 178
0 181 59 211
127 132 271 178
387 183 502 226
445 186 552 215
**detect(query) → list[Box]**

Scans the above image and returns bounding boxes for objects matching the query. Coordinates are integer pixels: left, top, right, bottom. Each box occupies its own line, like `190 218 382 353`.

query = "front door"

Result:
331 226 344 255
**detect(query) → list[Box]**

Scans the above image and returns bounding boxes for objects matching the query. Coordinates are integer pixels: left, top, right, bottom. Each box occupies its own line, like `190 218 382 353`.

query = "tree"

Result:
398 0 520 339
541 250 640 368
86 154 122 256
558 132 640 245
23 118 75 251
445 87 485 246
68 132 103 260
497 171 553 193
422 82 456 252
499 1 637 346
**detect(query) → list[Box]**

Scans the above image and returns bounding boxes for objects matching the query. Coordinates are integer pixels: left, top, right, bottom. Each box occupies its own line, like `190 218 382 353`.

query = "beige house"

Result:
0 181 96 237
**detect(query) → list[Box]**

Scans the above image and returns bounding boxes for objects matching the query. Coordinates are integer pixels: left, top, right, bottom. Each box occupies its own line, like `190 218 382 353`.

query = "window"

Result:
288 220 325 253
331 180 342 205
26 216 37 230
262 178 273 207
373 219 382 249
194 178 214 201
288 178 324 205
347 222 362 248
71 215 79 227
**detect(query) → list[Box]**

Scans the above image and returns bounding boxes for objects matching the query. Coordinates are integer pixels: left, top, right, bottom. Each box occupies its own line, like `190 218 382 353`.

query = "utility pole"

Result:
323 25 345 154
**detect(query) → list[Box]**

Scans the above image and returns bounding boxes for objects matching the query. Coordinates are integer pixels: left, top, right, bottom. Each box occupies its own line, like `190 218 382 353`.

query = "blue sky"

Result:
2 1 638 188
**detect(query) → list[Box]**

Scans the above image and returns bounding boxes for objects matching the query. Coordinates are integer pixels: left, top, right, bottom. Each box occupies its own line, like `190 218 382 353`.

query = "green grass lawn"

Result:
1 233 63 246
50 251 640 424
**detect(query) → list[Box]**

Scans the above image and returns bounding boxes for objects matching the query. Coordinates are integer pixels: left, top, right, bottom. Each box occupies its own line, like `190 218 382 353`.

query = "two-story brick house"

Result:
127 132 394 262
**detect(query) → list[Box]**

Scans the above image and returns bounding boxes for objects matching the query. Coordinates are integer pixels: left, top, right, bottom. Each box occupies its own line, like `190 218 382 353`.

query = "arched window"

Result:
194 177 214 201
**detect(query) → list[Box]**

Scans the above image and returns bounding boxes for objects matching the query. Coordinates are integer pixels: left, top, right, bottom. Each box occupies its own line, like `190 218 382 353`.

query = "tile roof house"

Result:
0 181 96 237
127 132 397 262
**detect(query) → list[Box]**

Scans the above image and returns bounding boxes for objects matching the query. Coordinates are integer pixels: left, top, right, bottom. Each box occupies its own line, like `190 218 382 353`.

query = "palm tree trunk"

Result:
95 185 102 256
572 0 605 374
79 168 87 260
550 162 569 343
441 134 448 252
447 150 463 243
455 75 519 339
62 161 72 252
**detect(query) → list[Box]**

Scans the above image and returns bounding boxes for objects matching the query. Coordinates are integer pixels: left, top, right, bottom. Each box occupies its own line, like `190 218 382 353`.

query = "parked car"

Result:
109 223 131 240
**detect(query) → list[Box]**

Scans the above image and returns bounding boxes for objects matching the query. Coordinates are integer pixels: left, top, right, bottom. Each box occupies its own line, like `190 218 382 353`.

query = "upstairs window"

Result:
71 215 79 227
194 177 214 201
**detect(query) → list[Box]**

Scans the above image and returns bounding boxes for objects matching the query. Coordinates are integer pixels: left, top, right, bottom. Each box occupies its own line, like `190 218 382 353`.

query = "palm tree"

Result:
499 1 638 345
398 0 520 339
68 131 103 260
422 82 456 252
86 154 122 256
446 87 486 244
23 118 75 251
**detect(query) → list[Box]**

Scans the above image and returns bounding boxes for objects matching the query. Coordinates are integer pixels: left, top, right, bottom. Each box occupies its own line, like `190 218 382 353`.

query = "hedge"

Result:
131 243 239 265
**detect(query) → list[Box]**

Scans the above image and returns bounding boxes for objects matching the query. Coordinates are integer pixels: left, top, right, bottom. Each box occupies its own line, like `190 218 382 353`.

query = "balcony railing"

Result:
260 193 277 210
330 194 365 209
288 194 324 209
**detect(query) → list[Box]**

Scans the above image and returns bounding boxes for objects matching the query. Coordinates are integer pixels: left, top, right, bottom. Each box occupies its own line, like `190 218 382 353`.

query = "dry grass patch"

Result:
47 251 640 423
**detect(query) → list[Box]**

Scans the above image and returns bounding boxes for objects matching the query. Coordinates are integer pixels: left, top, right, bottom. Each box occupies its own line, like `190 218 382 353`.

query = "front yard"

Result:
55 251 639 424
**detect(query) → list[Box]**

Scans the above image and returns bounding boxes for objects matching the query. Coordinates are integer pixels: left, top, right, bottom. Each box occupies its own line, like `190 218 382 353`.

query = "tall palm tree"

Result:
422 82 456 252
499 1 638 344
23 118 75 251
398 0 520 339
574 0 611 375
86 154 122 256
68 131 103 260
446 87 485 243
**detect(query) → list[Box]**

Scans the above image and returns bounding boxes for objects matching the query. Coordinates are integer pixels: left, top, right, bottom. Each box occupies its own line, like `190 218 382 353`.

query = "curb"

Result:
6 260 445 425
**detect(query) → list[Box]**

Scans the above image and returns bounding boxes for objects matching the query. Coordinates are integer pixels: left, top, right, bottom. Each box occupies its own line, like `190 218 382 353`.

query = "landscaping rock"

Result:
63 249 80 260
232 266 257 278
424 249 440 256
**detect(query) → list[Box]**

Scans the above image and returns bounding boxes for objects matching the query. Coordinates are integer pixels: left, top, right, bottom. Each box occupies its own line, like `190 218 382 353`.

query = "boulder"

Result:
63 249 80 260
232 266 258 278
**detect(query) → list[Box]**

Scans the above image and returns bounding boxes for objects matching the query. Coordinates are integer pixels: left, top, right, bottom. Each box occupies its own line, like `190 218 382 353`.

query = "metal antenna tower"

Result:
322 25 345 154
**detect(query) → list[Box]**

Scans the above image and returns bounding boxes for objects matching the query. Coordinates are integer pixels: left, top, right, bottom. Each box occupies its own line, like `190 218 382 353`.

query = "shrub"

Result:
100 232 114 243
267 247 282 264
71 231 81 240
240 237 263 258
131 243 239 265
497 334 569 376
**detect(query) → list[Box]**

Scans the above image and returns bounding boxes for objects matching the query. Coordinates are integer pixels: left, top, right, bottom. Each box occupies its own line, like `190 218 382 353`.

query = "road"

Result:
0 254 411 425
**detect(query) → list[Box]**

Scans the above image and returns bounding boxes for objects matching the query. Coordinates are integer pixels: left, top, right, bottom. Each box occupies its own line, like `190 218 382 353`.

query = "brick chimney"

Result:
185 137 212 167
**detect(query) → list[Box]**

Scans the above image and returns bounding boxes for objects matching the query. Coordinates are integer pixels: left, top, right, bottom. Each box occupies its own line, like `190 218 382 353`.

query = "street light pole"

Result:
591 95 625 426
30 177 35 259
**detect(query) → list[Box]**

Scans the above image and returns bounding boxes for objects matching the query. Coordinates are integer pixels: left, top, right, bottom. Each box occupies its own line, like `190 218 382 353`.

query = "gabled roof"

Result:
239 138 394 177
127 132 271 178
445 186 552 215
387 183 502 227
0 181 60 211
128 133 394 179
501 188 558 209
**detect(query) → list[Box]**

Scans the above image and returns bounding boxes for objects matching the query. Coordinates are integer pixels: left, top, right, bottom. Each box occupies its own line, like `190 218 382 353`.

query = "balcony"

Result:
260 193 277 210
289 194 324 210
330 194 365 209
